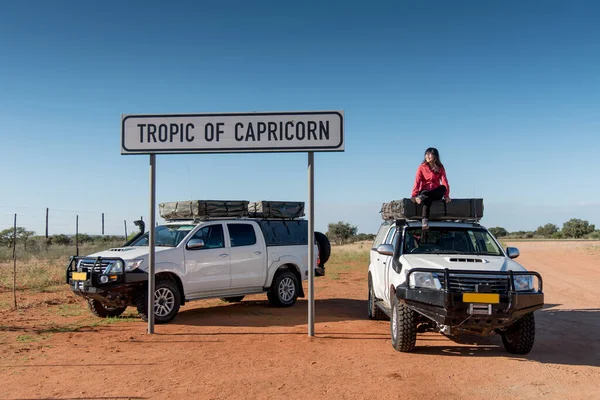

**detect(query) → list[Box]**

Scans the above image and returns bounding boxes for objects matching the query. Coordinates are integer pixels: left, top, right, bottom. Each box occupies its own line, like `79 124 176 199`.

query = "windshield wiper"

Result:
155 243 176 247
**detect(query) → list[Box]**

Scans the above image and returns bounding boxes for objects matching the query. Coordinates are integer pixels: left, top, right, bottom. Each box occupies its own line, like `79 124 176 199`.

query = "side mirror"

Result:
506 247 520 259
187 239 205 250
376 244 394 256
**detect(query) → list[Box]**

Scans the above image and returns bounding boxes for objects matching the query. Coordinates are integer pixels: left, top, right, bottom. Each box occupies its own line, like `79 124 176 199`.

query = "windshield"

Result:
130 225 196 247
403 226 503 256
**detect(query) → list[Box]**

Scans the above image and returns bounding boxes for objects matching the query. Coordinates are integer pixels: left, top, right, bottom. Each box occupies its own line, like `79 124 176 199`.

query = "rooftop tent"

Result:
380 198 484 221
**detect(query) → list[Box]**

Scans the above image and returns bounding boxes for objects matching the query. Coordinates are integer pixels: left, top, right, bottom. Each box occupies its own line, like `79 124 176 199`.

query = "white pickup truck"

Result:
66 201 330 324
369 198 544 354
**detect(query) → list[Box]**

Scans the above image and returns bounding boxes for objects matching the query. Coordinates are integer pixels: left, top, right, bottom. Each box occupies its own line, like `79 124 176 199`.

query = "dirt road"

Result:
1 241 599 400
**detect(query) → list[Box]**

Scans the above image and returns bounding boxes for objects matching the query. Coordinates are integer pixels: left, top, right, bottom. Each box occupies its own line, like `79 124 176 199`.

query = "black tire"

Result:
136 279 181 324
390 295 417 352
220 296 245 303
267 269 299 307
87 299 126 318
314 231 331 267
367 275 387 320
501 313 536 354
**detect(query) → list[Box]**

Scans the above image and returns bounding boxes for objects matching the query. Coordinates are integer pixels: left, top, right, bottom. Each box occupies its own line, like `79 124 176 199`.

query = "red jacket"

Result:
411 163 450 198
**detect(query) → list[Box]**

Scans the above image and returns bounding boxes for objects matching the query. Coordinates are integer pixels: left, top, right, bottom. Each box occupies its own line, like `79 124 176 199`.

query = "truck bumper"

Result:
397 268 544 331
66 256 148 307
396 287 544 329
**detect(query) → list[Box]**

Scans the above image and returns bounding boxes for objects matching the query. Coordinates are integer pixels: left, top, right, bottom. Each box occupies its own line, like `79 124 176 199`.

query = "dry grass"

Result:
325 241 370 280
0 241 123 293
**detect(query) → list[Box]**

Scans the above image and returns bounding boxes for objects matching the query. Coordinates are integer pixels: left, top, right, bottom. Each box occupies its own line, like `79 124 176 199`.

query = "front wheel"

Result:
136 279 181 324
390 295 417 352
87 299 126 318
267 269 299 307
501 313 536 354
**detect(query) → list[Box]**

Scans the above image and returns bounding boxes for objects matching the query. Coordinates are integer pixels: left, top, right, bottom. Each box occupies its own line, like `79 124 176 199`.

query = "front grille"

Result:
78 259 112 273
441 274 510 293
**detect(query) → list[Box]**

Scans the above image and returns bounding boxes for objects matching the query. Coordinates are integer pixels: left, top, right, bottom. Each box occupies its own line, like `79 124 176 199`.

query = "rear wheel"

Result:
87 299 126 318
501 313 536 354
367 275 387 320
267 269 299 307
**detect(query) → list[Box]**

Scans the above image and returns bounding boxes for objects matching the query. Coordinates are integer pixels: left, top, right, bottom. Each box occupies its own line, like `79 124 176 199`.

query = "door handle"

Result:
219 254 229 258
254 251 262 255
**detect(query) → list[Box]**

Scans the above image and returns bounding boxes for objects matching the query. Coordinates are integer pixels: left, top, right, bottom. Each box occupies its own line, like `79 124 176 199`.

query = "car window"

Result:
372 222 391 248
190 225 224 249
384 226 396 245
227 223 257 247
131 224 195 247
404 227 500 255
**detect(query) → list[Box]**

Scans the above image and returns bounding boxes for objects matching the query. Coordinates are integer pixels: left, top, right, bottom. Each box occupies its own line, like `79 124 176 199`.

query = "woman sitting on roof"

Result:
411 147 451 230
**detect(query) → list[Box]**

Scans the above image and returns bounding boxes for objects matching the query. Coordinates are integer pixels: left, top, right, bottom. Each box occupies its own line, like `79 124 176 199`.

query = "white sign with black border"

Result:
121 111 344 154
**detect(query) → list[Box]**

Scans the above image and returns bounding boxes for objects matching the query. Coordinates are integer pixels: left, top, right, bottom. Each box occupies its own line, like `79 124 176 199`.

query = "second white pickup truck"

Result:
66 200 331 323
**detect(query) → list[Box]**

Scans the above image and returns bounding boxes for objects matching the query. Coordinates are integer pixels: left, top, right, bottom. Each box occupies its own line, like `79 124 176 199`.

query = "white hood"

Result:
85 246 171 261
402 254 526 272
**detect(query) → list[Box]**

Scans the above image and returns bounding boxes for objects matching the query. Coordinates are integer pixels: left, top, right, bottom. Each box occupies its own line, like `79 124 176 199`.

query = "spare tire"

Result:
314 231 331 267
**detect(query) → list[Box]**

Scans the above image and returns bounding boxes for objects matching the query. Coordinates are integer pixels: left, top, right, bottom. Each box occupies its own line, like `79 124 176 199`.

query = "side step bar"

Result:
376 301 392 317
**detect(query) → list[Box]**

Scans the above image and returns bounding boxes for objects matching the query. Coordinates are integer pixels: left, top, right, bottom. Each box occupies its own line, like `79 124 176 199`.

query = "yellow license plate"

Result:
462 293 499 304
72 272 87 281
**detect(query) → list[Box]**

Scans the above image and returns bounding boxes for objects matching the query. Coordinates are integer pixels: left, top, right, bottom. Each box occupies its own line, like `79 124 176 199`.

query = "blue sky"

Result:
1 0 599 236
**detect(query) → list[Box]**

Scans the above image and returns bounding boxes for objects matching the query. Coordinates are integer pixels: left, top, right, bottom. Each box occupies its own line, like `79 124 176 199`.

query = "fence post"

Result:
12 213 17 309
102 213 105 235
45 208 49 239
76 215 79 256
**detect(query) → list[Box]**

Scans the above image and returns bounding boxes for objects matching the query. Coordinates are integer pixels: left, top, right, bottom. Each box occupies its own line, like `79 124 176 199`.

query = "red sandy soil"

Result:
1 241 599 400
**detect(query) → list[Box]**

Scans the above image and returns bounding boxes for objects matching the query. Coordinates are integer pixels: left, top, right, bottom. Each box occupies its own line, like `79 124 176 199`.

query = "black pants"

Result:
419 185 447 219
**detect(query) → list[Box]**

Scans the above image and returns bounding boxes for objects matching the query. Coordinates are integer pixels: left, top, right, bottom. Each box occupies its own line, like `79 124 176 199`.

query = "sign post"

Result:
307 152 315 336
121 111 344 336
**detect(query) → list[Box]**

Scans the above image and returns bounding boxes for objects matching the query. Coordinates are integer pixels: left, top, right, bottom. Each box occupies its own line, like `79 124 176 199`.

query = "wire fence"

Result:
0 205 146 238
0 206 148 310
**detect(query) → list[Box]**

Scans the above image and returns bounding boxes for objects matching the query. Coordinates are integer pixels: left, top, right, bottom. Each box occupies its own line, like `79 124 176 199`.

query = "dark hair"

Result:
422 147 444 171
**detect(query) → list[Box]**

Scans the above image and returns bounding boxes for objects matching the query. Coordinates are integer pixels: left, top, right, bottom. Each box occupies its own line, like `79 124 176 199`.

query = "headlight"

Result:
103 260 123 274
125 259 144 271
514 275 534 291
409 272 442 290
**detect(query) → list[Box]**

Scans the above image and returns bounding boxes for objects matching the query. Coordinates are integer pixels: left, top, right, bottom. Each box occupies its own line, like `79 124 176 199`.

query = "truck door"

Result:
184 223 231 294
382 227 399 306
227 222 266 288
375 225 396 302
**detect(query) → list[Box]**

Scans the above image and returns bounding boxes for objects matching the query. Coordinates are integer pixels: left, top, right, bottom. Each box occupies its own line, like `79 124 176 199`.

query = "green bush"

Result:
587 231 600 239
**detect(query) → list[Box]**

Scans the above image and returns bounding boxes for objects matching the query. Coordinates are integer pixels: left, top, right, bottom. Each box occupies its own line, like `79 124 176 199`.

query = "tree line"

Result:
326 218 599 245
489 218 598 239
0 227 126 249
326 221 375 245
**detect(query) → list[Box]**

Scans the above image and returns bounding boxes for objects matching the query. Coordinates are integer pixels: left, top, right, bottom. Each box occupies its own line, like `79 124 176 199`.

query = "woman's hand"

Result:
445 197 451 203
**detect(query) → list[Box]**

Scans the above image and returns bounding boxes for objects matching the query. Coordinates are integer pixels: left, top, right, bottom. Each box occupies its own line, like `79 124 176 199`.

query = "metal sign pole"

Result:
308 152 315 336
148 154 156 334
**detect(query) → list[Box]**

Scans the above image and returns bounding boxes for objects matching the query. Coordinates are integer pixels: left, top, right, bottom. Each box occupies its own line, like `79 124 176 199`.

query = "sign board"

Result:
121 111 344 154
